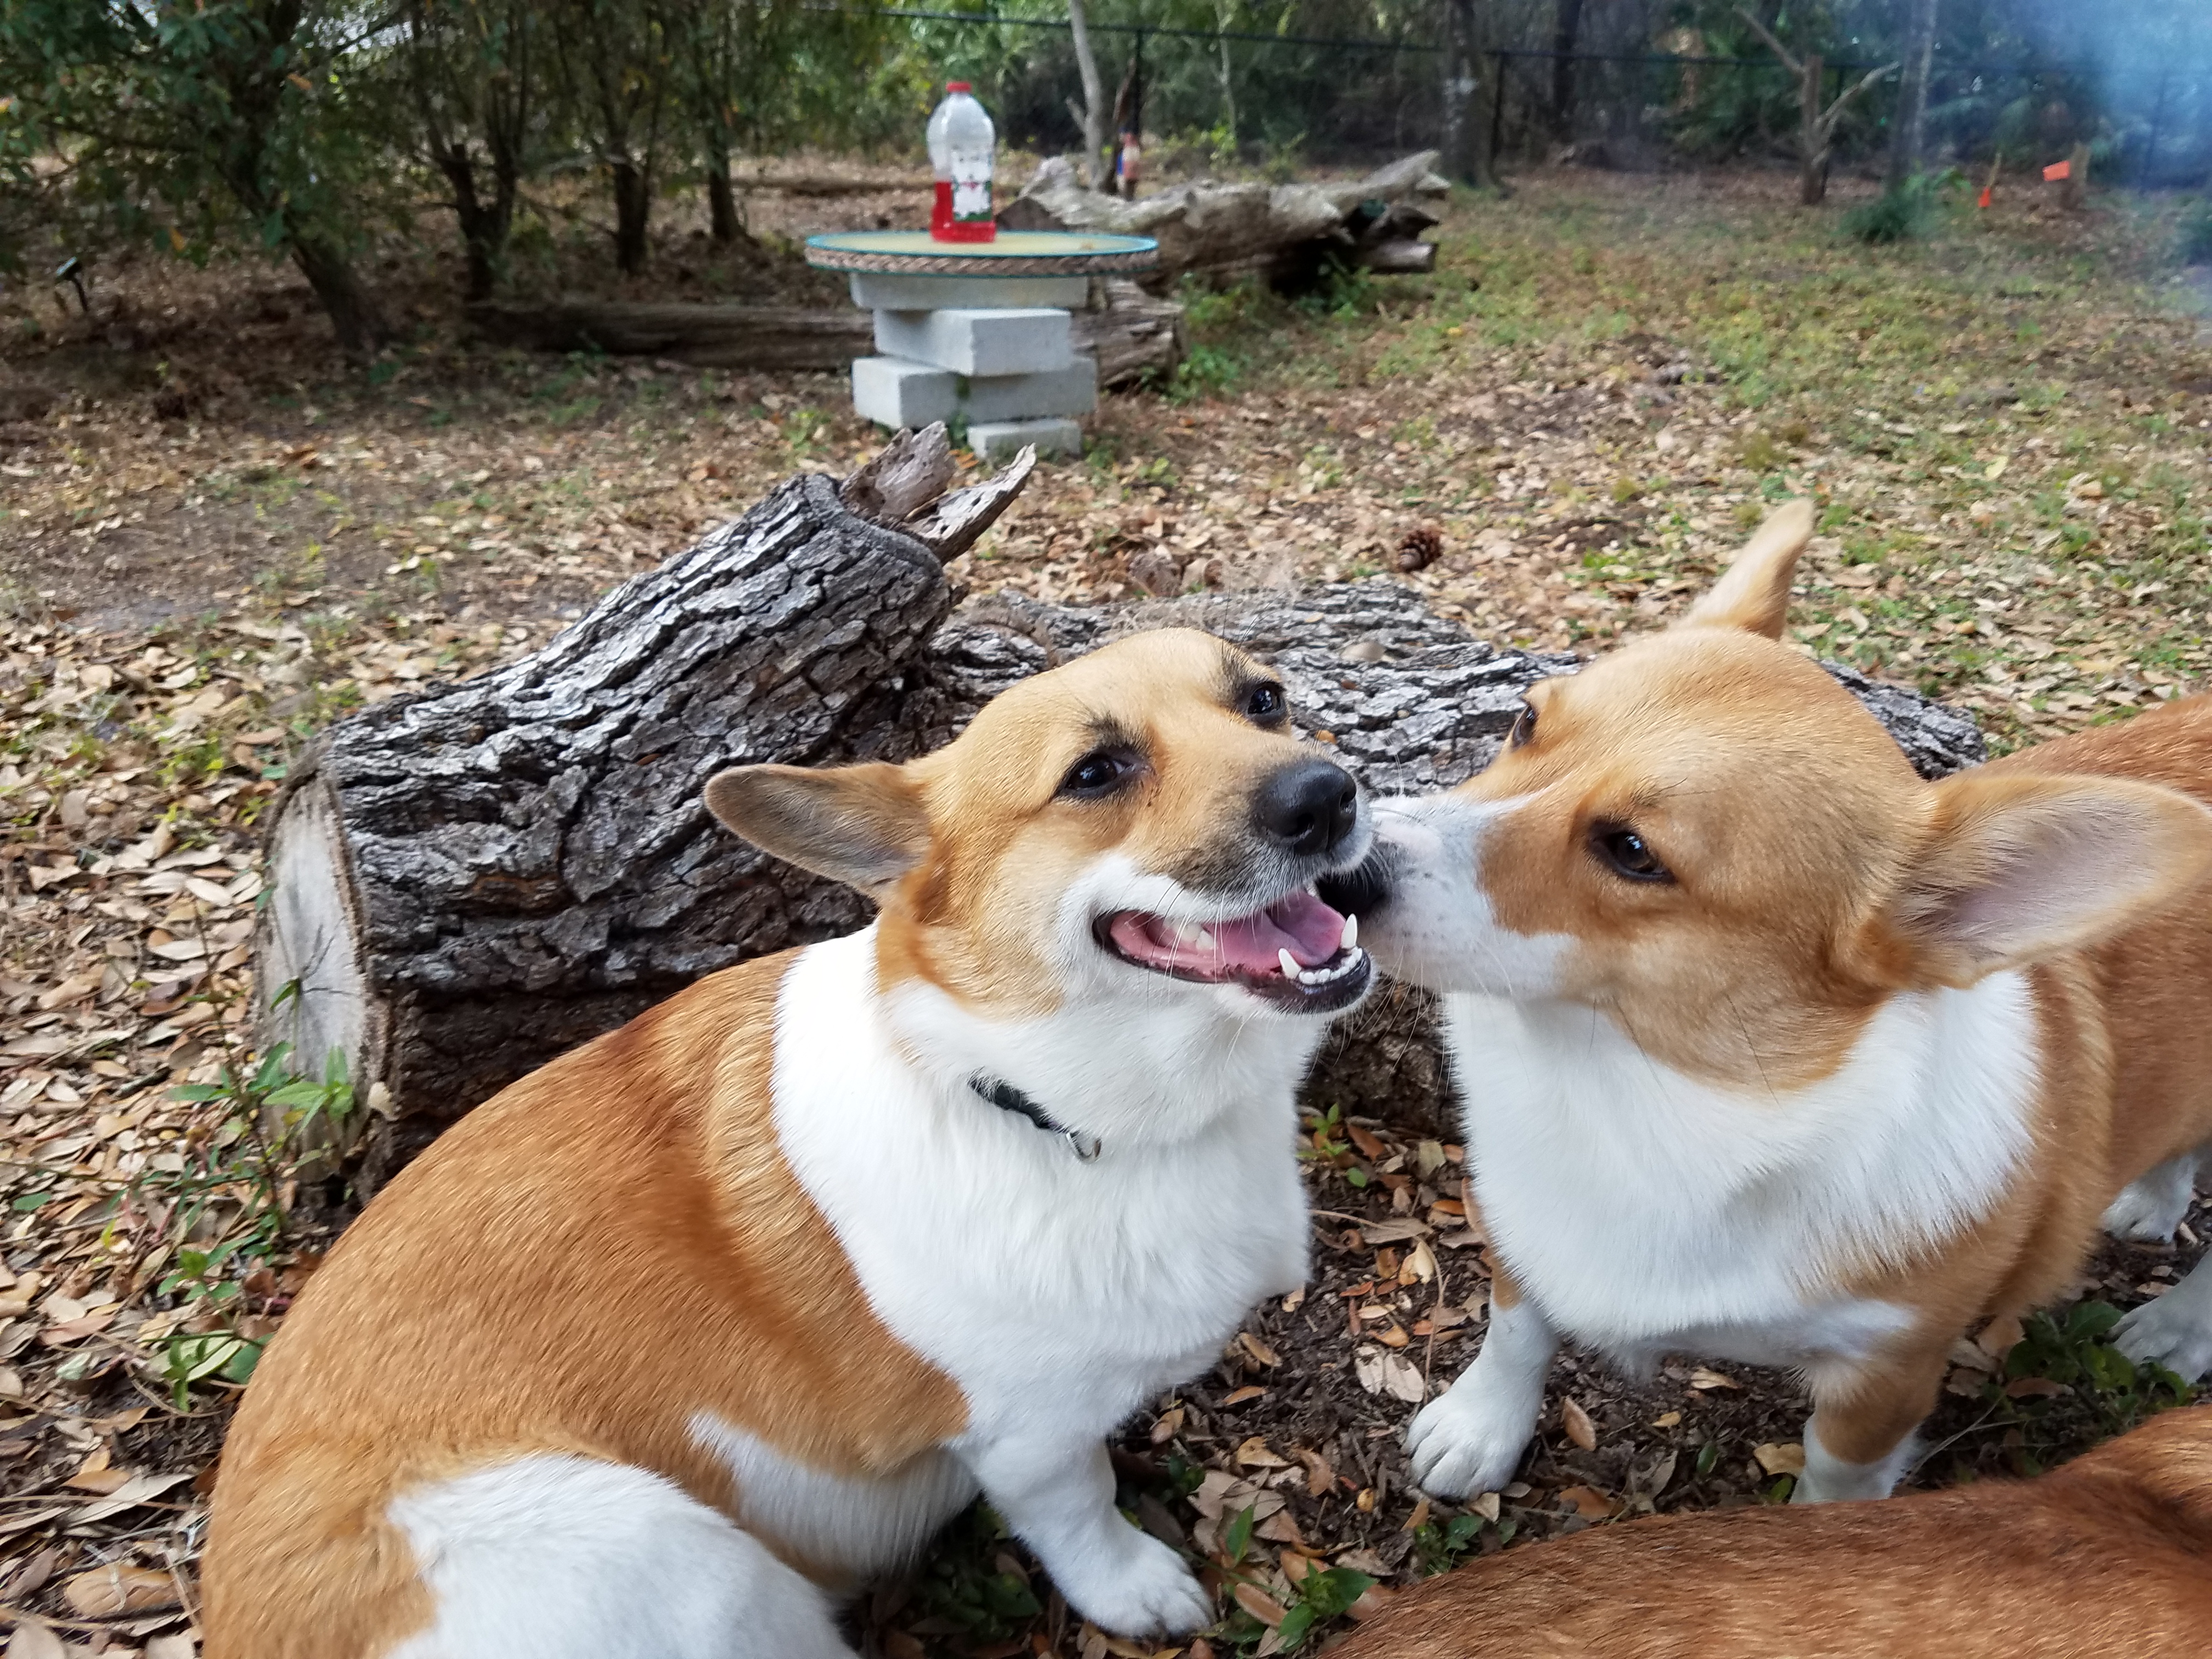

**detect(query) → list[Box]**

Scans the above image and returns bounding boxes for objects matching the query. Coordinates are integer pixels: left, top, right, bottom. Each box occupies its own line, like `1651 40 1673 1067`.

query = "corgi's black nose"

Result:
1257 760 1359 857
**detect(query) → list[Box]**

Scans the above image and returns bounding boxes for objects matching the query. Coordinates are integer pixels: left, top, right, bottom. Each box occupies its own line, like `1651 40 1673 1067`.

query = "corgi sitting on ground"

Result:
1321 501 2212 1505
1329 1404 2212 1658
203 629 1376 1659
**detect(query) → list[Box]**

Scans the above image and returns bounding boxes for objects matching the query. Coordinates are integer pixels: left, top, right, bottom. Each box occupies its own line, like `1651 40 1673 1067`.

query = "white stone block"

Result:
964 357 1098 422
851 356 958 428
851 272 1089 311
851 355 1099 430
873 307 1072 377
968 416 1083 461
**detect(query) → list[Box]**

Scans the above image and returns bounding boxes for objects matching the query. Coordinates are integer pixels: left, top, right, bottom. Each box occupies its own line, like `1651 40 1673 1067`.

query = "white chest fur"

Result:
1440 973 2042 1372
766 928 1315 1457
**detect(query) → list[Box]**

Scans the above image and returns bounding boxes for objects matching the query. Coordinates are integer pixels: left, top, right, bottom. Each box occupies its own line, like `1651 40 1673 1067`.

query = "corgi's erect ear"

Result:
1679 498 1816 639
1890 770 2212 988
704 763 929 897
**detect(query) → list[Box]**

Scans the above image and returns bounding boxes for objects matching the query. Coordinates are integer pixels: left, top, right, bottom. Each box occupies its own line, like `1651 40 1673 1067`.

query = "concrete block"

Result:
851 356 958 428
851 355 1099 430
851 272 1088 311
968 417 1083 461
873 307 1072 377
964 357 1098 422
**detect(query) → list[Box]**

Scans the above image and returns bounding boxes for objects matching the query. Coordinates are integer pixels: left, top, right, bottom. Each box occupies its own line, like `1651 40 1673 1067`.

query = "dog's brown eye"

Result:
1245 682 1286 725
1510 703 1536 747
1592 825 1671 883
1060 749 1135 800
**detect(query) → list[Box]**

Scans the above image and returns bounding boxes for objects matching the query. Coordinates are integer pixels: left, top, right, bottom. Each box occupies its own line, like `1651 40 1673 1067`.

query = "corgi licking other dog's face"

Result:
1324 501 2212 1506
204 628 1373 1659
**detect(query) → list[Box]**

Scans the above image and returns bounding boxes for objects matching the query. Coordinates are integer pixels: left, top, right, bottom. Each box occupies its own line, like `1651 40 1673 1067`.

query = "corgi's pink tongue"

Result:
1109 889 1350 976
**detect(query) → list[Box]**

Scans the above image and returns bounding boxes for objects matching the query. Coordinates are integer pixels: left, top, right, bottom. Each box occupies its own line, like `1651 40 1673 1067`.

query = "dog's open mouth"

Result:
1097 889 1372 1012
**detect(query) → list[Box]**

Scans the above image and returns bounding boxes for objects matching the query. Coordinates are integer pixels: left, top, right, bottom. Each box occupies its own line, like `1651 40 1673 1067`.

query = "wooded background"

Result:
4 1 2207 356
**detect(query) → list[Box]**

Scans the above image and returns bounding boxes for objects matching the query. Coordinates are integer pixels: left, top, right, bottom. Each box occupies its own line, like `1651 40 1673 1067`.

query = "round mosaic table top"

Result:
804 228 1158 278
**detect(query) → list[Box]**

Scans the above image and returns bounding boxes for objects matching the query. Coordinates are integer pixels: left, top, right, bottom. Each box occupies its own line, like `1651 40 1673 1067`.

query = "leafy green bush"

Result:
1842 174 1946 245
2179 199 2212 266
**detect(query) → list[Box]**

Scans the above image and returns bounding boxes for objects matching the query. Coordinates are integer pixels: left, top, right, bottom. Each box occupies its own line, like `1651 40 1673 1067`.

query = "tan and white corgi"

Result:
1321 502 2212 1505
204 628 1376 1659
1329 1404 2212 1658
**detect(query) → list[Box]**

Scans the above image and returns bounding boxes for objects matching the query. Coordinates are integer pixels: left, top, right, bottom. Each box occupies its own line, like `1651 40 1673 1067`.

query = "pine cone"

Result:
1396 525 1444 572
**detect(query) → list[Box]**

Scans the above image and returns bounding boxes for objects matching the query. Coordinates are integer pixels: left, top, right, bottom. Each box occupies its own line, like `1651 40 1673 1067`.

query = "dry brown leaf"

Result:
1650 1410 1682 1429
1234 1584 1287 1627
1219 1386 1266 1407
1235 1330 1280 1368
2005 1376 2070 1399
61 1561 179 1616
1686 1367 1741 1391
1149 1407 1184 1444
1255 1508 1307 1548
1345 1123 1386 1160
1752 1442 1806 1477
1561 1397 1598 1452
1556 1485 1618 1519
1294 1446 1336 1498
1235 1436 1290 1469
5 1621 67 1659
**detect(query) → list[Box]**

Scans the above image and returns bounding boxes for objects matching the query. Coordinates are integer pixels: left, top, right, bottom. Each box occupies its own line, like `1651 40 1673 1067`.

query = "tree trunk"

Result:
1887 0 1939 188
1066 0 1109 188
290 233 387 360
611 156 652 274
706 127 745 245
1440 0 1482 185
1548 0 1587 142
260 461 1986 1181
1798 54 1829 205
436 145 501 302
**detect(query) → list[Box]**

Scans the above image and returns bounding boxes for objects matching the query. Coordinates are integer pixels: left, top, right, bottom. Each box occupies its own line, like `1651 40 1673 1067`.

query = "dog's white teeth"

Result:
1194 927 1216 951
1279 947 1301 979
1169 921 1206 949
1340 913 1359 951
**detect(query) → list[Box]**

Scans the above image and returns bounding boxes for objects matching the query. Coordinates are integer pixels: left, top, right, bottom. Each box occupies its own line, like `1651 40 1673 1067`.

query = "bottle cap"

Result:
946 81 972 93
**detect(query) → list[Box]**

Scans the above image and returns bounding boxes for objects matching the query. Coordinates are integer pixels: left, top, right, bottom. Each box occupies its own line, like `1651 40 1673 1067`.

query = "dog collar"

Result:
970 1075 1102 1162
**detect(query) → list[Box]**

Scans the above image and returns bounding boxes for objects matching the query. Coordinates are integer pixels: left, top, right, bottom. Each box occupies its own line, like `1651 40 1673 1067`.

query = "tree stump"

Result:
258 459 1987 1181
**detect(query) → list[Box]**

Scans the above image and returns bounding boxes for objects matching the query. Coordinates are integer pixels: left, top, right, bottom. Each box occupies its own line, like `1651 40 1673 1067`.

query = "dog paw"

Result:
1047 1525 1211 1639
1404 1385 1532 1500
2115 1291 2212 1383
2101 1162 2194 1244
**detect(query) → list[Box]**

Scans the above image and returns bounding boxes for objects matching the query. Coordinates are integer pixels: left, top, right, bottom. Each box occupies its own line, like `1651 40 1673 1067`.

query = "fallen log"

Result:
255 427 1028 1186
466 300 871 369
1073 278 1189 386
465 279 1184 386
258 454 1985 1180
999 150 1451 287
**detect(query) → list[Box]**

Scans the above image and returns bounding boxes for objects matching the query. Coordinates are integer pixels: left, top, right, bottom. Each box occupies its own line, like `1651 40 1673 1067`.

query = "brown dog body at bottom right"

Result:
1330 1403 2212 1659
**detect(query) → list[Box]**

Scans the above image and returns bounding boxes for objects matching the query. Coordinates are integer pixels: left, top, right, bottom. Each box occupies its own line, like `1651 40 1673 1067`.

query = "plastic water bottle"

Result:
928 82 997 243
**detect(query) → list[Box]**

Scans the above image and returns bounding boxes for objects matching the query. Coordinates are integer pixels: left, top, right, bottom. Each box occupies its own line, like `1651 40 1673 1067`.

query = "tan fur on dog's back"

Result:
203 955 966 1659
1330 1406 2212 1659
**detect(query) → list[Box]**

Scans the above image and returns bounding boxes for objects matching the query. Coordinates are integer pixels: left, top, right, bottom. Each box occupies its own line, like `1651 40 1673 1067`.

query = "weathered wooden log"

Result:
999 151 1450 287
465 300 872 369
256 429 1026 1186
259 458 1987 1177
1073 279 1190 387
464 280 1186 385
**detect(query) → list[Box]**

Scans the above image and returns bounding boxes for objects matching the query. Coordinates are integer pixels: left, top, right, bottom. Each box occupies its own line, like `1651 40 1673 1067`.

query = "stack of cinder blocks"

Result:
847 272 1096 460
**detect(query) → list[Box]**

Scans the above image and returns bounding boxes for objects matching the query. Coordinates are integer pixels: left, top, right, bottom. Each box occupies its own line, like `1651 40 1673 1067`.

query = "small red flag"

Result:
1977 185 1992 208
2042 159 2070 182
